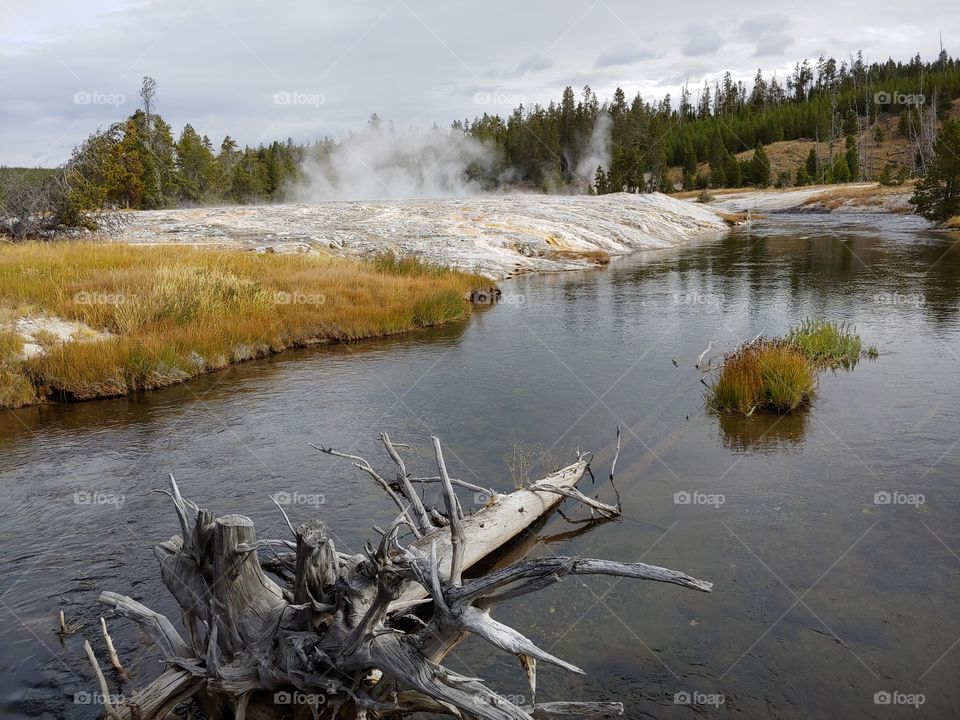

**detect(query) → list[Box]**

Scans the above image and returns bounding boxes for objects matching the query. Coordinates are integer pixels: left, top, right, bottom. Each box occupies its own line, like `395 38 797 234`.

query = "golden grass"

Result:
713 210 768 225
541 248 612 265
801 182 913 210
708 340 816 415
942 215 960 229
0 329 37 407
0 242 488 407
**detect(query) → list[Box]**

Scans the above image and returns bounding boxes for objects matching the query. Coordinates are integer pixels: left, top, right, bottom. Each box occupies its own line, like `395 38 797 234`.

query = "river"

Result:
1 213 957 719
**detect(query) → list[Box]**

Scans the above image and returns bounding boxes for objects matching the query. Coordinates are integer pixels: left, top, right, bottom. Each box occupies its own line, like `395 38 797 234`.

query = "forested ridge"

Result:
2 48 960 237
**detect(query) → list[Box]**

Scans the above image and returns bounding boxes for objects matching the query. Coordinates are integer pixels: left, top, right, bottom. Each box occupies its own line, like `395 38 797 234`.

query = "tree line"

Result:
3 49 960 238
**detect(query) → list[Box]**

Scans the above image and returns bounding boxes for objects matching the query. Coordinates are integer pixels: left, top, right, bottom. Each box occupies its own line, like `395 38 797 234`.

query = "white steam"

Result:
293 124 500 202
575 113 612 181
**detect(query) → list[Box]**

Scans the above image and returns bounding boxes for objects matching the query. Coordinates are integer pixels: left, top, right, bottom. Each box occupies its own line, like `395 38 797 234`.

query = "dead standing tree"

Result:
89 433 712 720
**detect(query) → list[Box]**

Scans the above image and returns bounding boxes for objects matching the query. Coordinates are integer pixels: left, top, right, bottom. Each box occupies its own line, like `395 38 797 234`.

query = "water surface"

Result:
2 213 958 719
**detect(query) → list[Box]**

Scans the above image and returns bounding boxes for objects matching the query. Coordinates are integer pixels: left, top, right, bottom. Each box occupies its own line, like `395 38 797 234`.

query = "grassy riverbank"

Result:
0 242 488 408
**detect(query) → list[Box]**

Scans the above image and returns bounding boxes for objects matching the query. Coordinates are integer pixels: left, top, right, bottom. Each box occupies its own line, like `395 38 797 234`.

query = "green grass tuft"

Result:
785 318 863 369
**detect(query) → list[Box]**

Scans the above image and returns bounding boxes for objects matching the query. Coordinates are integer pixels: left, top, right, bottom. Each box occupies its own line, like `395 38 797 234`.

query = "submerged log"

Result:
88 433 712 720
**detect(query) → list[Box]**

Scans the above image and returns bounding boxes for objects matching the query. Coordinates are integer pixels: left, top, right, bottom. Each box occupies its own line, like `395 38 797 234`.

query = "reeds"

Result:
0 242 487 407
708 319 872 416
708 340 816 415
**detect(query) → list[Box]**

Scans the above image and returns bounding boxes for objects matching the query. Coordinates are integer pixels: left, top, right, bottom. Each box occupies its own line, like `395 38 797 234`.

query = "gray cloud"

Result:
594 45 657 69
755 33 795 57
0 0 956 166
484 55 554 79
681 24 723 57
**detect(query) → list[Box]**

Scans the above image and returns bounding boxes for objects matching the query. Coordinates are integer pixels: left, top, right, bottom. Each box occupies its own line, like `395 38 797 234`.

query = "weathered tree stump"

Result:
87 433 712 719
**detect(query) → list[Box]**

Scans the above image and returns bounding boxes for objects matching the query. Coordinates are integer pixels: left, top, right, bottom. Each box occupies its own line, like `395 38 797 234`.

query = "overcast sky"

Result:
1 0 954 166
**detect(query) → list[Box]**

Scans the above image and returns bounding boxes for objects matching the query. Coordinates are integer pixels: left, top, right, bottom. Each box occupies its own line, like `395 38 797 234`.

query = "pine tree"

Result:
845 135 859 181
592 165 609 195
910 118 960 222
747 142 771 186
832 153 850 183
795 165 811 186
805 147 820 182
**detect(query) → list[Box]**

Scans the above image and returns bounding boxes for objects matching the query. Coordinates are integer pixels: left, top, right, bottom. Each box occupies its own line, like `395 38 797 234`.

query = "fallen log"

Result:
88 433 712 719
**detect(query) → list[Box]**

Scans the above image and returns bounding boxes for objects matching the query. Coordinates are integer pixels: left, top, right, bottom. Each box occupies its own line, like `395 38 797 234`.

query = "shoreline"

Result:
677 181 916 215
0 244 490 410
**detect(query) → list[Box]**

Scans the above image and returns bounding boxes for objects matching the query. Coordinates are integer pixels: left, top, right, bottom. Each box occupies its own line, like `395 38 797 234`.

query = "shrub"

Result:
708 340 815 415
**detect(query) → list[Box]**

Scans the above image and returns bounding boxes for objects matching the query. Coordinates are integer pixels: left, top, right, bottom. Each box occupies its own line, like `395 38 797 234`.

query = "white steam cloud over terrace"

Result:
292 114 615 201
293 123 505 202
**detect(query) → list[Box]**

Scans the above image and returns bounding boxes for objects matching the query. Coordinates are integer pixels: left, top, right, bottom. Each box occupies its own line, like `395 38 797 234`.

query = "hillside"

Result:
669 98 960 188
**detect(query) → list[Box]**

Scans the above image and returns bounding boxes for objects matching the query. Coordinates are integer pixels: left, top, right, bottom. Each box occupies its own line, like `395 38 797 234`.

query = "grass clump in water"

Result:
708 318 876 416
708 340 816 415
785 318 863 369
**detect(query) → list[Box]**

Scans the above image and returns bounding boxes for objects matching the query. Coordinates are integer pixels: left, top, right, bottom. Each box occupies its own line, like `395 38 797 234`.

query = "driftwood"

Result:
88 433 712 719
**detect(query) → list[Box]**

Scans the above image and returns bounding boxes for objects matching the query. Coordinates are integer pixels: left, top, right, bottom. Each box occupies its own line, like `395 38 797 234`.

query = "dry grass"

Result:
941 215 960 229
0 242 488 407
541 248 612 265
713 210 767 224
708 340 816 415
0 329 36 408
801 182 914 211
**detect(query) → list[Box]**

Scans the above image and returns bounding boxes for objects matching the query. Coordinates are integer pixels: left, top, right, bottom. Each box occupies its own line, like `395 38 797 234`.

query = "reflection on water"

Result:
1 212 959 719
717 410 811 454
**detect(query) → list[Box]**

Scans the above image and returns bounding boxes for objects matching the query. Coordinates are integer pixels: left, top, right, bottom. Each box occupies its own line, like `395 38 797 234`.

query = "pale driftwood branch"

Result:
100 617 124 674
82 640 123 720
382 432 434 534
95 432 712 720
410 476 494 495
311 442 424 538
432 436 465 586
526 701 624 718
696 339 719 368
528 481 620 519
99 591 189 659
609 425 621 482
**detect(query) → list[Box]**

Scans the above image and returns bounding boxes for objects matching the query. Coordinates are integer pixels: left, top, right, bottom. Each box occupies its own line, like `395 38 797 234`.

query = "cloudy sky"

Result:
1 0 954 166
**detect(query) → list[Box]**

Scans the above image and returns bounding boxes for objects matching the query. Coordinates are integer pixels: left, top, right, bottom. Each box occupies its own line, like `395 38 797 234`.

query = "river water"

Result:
1 213 958 719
